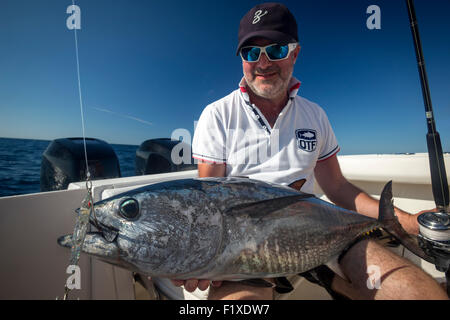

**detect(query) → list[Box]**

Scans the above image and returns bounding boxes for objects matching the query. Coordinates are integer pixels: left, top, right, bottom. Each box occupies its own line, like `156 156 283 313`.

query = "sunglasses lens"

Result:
241 44 292 62
266 44 289 60
241 47 261 62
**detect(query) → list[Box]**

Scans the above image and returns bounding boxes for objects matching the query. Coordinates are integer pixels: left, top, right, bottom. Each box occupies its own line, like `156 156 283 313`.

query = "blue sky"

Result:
0 0 449 155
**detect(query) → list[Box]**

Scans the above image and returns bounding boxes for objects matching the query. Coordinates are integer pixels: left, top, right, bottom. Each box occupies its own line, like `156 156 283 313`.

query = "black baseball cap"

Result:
236 2 299 55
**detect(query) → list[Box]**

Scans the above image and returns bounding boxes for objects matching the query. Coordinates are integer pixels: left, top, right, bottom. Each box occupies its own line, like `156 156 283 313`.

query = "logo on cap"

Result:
253 10 268 24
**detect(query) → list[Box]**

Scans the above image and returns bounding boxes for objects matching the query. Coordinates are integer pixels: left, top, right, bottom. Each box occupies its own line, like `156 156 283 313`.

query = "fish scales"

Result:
58 177 431 281
213 199 378 279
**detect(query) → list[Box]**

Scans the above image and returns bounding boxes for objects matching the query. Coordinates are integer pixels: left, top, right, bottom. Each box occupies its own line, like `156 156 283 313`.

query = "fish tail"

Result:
378 181 434 264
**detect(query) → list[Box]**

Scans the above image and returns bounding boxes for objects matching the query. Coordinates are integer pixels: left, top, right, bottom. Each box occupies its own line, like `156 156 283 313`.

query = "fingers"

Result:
407 208 440 235
170 279 223 292
197 279 211 291
184 279 199 292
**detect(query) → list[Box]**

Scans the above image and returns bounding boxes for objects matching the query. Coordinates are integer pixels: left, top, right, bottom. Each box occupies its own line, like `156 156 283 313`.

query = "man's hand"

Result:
396 207 440 235
170 279 223 292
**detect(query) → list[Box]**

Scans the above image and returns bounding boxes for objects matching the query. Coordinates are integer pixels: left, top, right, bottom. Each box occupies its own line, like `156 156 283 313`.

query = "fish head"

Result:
57 191 147 271
59 181 224 277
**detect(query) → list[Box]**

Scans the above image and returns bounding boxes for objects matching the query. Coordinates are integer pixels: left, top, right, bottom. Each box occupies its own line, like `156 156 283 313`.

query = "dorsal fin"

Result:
224 193 315 219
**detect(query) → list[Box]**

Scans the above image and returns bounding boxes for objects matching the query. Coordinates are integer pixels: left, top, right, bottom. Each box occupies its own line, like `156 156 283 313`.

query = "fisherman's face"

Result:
242 37 300 100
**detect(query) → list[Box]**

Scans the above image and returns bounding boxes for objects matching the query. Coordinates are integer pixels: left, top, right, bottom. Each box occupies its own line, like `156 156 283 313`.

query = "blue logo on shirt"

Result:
296 129 317 152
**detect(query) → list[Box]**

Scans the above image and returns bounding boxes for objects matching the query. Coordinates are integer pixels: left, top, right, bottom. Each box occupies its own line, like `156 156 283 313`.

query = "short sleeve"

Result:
192 105 227 164
317 108 340 161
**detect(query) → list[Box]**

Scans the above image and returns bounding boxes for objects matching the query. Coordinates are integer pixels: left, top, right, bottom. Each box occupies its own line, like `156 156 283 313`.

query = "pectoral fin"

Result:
325 255 348 281
288 178 306 191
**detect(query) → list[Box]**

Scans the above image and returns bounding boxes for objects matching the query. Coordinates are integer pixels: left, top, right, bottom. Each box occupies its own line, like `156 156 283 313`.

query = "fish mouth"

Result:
57 207 123 266
57 231 100 248
92 220 119 243
78 206 120 243
57 227 118 249
67 207 120 243
57 231 120 261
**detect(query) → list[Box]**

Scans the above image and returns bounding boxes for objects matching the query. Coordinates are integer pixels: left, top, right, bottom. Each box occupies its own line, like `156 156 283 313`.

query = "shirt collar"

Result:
239 77 301 103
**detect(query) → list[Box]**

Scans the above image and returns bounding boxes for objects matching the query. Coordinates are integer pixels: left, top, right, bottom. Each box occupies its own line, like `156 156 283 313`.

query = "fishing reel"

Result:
417 210 450 274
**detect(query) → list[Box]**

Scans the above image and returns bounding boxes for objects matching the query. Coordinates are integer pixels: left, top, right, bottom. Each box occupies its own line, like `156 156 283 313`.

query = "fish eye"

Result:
119 198 140 220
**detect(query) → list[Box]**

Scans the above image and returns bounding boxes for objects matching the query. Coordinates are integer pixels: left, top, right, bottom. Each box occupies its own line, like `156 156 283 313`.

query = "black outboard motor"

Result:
40 138 121 191
135 138 197 175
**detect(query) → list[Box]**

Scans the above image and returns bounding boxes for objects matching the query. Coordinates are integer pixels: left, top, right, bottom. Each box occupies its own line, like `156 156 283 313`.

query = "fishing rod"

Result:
405 0 450 295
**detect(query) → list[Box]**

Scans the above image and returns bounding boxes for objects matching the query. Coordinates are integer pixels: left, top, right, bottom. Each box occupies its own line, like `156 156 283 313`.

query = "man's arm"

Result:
198 161 226 178
314 155 419 234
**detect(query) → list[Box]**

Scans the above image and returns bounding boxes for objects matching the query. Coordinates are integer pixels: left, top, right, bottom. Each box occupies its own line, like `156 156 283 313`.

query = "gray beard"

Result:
244 68 293 100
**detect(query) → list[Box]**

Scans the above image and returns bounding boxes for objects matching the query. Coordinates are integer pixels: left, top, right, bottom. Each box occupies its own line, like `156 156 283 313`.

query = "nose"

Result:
256 51 272 67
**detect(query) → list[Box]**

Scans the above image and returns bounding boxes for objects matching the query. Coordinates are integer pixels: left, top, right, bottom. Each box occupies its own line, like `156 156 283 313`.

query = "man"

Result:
170 2 447 300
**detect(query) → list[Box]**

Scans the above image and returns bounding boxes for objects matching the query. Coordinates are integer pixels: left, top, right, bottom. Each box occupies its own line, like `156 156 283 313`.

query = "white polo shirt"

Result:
192 77 339 194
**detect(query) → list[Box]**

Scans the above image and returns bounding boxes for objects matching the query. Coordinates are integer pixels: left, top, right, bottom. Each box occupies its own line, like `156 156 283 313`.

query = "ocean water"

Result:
0 137 138 197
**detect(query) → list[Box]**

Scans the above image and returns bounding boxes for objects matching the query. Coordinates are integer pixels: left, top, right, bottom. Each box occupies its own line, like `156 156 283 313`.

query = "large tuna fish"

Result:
58 177 433 280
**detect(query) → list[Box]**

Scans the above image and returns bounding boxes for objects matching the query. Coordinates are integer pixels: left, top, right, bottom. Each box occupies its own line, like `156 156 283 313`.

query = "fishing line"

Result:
71 0 90 178
63 0 97 300
69 0 101 229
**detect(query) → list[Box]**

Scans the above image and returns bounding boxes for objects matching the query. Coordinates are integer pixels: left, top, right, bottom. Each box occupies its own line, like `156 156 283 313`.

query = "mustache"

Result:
254 66 280 76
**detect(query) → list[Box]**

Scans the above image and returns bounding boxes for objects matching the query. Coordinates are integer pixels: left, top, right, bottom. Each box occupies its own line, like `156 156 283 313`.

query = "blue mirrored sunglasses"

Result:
240 43 298 62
